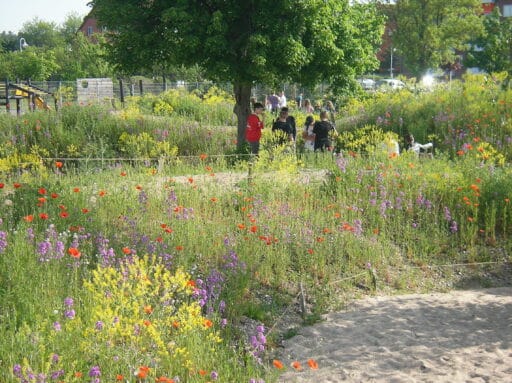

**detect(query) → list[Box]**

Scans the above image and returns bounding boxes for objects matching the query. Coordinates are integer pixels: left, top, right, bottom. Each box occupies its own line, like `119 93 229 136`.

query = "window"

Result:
87 26 93 36
503 5 512 17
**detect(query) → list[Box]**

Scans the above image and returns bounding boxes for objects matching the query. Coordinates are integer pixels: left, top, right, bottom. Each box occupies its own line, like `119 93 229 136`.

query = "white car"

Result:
358 78 376 90
376 78 405 90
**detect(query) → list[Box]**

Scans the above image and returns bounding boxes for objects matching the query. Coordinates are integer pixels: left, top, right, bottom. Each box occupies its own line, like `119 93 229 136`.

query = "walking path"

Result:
278 287 512 382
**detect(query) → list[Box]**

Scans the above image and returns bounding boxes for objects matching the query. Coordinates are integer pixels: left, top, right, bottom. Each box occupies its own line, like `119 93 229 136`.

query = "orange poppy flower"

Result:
122 247 131 255
307 359 319 370
175 245 183 251
51 193 59 199
38 188 46 195
136 366 150 379
250 225 258 233
59 211 69 218
120 171 127 176
199 153 208 160
13 183 21 189
143 319 151 326
203 318 213 328
143 305 153 314
273 360 284 369
81 208 89 213
291 361 302 370
73 187 80 193
55 161 63 168
98 190 106 197
24 215 34 222
187 280 196 287
68 247 81 259
307 249 314 255
39 213 49 220
198 370 207 376
115 374 124 381
237 223 246 230
172 321 180 328
188 177 194 184
74 372 83 378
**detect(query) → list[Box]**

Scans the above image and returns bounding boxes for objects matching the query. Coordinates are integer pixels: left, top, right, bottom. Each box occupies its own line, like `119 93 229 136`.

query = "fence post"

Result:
119 79 125 105
139 79 143 95
5 78 9 113
163 75 167 92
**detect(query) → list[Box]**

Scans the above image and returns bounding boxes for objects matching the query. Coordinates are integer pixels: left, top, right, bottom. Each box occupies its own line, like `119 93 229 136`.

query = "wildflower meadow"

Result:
0 75 511 383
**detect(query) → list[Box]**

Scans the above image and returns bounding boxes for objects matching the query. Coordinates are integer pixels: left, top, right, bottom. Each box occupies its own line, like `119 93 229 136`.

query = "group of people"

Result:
245 100 338 155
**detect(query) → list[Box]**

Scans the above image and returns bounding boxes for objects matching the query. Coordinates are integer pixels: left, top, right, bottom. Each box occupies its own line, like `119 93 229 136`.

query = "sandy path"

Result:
278 287 512 382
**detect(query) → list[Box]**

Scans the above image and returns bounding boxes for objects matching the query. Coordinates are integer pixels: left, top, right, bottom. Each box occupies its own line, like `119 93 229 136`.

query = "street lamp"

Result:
390 47 396 79
19 37 28 51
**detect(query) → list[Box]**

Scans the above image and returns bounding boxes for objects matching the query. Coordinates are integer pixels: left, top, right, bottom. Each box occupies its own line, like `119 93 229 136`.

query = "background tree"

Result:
465 8 512 77
18 18 64 49
91 0 385 149
386 0 483 77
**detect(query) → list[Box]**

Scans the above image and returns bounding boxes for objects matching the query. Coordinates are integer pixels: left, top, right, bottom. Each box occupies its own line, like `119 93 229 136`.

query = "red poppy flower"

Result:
122 247 131 255
307 359 319 370
39 213 49 220
273 360 284 369
73 187 80 193
13 183 21 189
24 215 34 222
68 247 81 259
55 161 63 168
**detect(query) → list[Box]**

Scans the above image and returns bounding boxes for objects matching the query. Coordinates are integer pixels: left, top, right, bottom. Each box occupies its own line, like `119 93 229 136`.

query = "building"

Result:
482 0 512 16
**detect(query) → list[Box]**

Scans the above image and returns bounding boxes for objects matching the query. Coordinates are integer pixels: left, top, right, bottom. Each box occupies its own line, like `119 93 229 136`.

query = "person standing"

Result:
302 115 315 152
268 92 279 113
245 102 265 155
303 98 314 114
313 111 337 152
278 91 287 108
272 110 294 145
280 107 296 140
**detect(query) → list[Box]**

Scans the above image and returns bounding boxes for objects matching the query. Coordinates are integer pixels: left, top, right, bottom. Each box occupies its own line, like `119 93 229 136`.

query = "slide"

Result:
35 95 51 110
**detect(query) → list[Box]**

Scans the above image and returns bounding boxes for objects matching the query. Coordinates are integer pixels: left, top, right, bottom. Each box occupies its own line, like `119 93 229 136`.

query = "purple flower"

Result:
50 369 64 379
450 220 458 233
64 297 74 307
95 321 104 331
210 371 218 380
89 365 101 377
53 321 62 331
64 309 75 319
51 354 59 363
13 364 22 378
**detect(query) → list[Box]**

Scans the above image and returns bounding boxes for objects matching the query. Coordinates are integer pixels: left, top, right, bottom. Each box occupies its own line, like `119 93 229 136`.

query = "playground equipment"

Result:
0 79 54 115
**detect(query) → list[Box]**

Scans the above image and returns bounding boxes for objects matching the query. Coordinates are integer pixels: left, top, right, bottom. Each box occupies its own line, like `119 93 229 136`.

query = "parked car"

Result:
376 78 405 90
357 78 376 90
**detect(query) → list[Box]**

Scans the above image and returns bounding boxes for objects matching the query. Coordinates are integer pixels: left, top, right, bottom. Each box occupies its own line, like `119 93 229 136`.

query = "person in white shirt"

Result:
278 91 287 108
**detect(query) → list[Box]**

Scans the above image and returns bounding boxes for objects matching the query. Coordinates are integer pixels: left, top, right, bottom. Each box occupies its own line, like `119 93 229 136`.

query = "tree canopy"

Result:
386 0 483 77
465 8 512 77
91 0 385 148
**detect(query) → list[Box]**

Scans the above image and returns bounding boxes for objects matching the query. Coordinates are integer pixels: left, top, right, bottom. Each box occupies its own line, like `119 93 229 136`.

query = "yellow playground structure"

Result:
0 80 54 115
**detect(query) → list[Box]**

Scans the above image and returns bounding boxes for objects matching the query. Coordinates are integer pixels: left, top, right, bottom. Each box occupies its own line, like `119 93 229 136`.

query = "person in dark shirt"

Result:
272 110 294 145
280 107 296 140
313 111 337 152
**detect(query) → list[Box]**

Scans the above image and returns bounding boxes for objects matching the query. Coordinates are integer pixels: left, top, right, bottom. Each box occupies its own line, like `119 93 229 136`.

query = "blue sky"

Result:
0 0 91 33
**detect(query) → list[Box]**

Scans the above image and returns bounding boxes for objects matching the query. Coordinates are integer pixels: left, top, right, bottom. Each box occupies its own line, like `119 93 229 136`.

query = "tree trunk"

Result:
233 82 252 151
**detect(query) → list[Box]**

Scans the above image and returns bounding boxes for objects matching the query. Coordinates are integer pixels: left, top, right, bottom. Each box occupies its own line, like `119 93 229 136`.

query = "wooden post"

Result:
119 79 125 105
139 79 143 95
5 79 9 113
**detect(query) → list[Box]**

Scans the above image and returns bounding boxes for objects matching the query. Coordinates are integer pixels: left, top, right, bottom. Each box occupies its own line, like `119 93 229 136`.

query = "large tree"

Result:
90 0 384 149
386 0 483 77
465 8 512 76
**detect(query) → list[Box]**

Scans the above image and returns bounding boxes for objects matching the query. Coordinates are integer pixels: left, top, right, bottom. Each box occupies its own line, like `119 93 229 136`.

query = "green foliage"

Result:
388 0 483 76
465 8 512 77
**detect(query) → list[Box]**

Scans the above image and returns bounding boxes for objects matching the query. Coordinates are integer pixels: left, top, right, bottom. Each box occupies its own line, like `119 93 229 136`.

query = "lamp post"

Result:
390 47 396 79
19 37 28 51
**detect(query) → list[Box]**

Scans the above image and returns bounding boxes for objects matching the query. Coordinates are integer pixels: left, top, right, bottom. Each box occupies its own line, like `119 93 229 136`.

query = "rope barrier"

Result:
265 259 510 337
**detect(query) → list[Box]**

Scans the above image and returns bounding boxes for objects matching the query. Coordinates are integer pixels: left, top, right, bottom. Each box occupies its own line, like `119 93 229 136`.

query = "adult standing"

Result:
268 92 279 113
278 91 287 108
245 102 265 155
313 111 337 152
